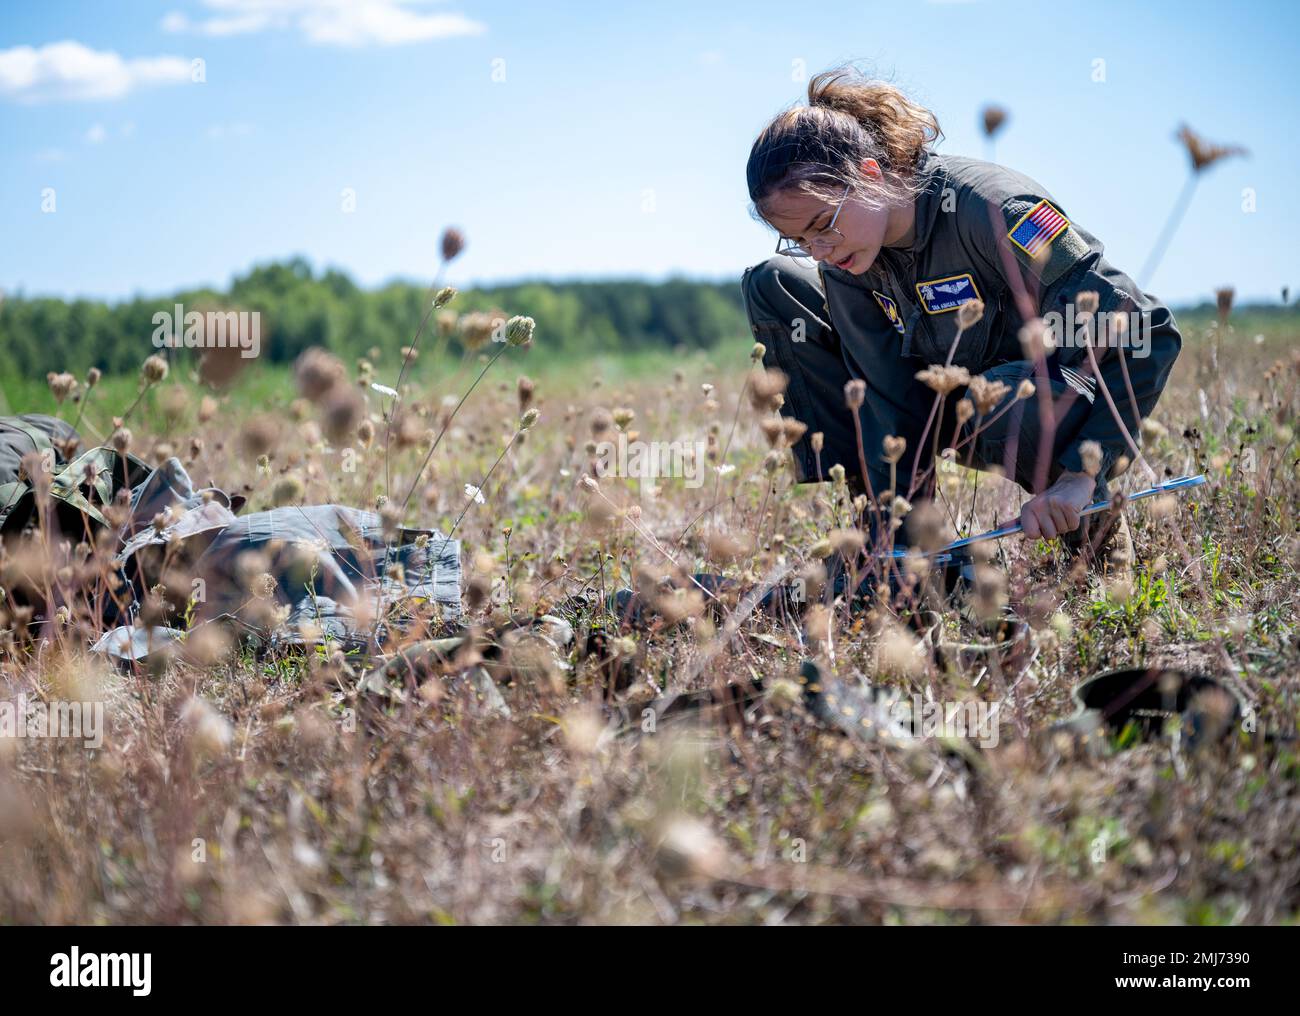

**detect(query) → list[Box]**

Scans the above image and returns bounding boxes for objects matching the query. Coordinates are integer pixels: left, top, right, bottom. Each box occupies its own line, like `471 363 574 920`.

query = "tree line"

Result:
2 257 1290 382
0 257 754 378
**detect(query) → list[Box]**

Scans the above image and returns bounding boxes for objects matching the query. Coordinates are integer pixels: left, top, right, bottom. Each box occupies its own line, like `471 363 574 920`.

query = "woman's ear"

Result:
860 157 883 179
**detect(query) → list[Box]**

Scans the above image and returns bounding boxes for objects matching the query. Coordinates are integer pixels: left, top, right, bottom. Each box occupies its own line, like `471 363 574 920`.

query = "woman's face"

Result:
762 175 895 275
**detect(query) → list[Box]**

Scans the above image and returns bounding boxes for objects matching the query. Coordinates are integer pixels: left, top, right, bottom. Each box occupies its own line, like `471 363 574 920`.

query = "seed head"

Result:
517 375 535 411
321 386 364 445
748 368 788 412
882 434 907 463
1176 123 1247 173
782 418 808 446
46 372 78 403
1018 318 1054 357
458 312 496 351
505 315 535 348
440 227 465 262
271 474 305 506
1079 440 1103 477
433 285 457 309
915 365 970 396
1215 287 1235 324
968 375 1010 415
238 414 281 458
956 299 985 330
295 348 346 399
142 355 169 384
844 379 866 410
981 105 1008 137
828 528 865 557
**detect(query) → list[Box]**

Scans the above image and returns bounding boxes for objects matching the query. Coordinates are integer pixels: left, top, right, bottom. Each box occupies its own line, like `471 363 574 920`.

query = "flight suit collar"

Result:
825 150 947 290
818 151 956 359
904 150 948 254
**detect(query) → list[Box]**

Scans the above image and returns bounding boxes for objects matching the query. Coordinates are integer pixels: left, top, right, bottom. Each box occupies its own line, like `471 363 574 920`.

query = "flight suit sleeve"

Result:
966 187 1183 482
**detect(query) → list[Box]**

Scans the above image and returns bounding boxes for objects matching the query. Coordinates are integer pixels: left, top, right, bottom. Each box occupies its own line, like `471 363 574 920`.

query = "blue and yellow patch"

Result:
914 273 982 315
872 291 905 333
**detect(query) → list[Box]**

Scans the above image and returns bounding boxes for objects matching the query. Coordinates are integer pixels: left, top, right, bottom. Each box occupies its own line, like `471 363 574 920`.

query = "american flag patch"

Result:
1007 199 1070 257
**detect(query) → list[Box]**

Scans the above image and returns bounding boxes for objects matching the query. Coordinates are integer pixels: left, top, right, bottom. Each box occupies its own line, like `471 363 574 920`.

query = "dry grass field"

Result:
0 303 1296 925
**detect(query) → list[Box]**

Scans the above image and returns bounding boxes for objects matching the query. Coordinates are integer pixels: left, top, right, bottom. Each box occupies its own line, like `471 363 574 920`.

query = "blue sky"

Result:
1 0 1296 306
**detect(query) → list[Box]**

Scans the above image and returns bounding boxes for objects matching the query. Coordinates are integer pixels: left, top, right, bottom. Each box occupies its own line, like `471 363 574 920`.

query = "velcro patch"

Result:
1008 198 1069 256
873 291 906 333
1003 197 1092 288
915 273 982 315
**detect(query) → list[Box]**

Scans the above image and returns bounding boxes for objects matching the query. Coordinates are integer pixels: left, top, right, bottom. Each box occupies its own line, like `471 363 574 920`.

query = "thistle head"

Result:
505 315 535 348
142 355 169 384
981 105 1008 137
953 297 983 330
882 434 907 464
440 227 465 262
844 379 867 410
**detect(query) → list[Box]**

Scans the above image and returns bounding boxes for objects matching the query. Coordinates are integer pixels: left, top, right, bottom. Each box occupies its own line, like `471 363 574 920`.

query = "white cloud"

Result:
162 9 275 37
0 40 192 103
84 122 107 144
161 0 486 47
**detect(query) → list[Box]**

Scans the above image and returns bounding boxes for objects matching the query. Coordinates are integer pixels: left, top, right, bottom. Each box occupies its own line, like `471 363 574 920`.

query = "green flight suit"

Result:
741 150 1182 542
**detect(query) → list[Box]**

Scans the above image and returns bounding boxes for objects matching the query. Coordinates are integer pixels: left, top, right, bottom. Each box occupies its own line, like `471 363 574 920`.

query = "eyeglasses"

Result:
775 184 851 259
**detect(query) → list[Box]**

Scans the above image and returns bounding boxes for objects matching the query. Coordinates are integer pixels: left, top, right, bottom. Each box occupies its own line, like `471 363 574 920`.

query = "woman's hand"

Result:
1020 471 1096 541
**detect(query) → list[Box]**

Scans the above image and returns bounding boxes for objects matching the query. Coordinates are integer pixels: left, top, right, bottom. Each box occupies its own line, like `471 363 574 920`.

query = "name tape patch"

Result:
915 273 982 315
872 291 906 333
